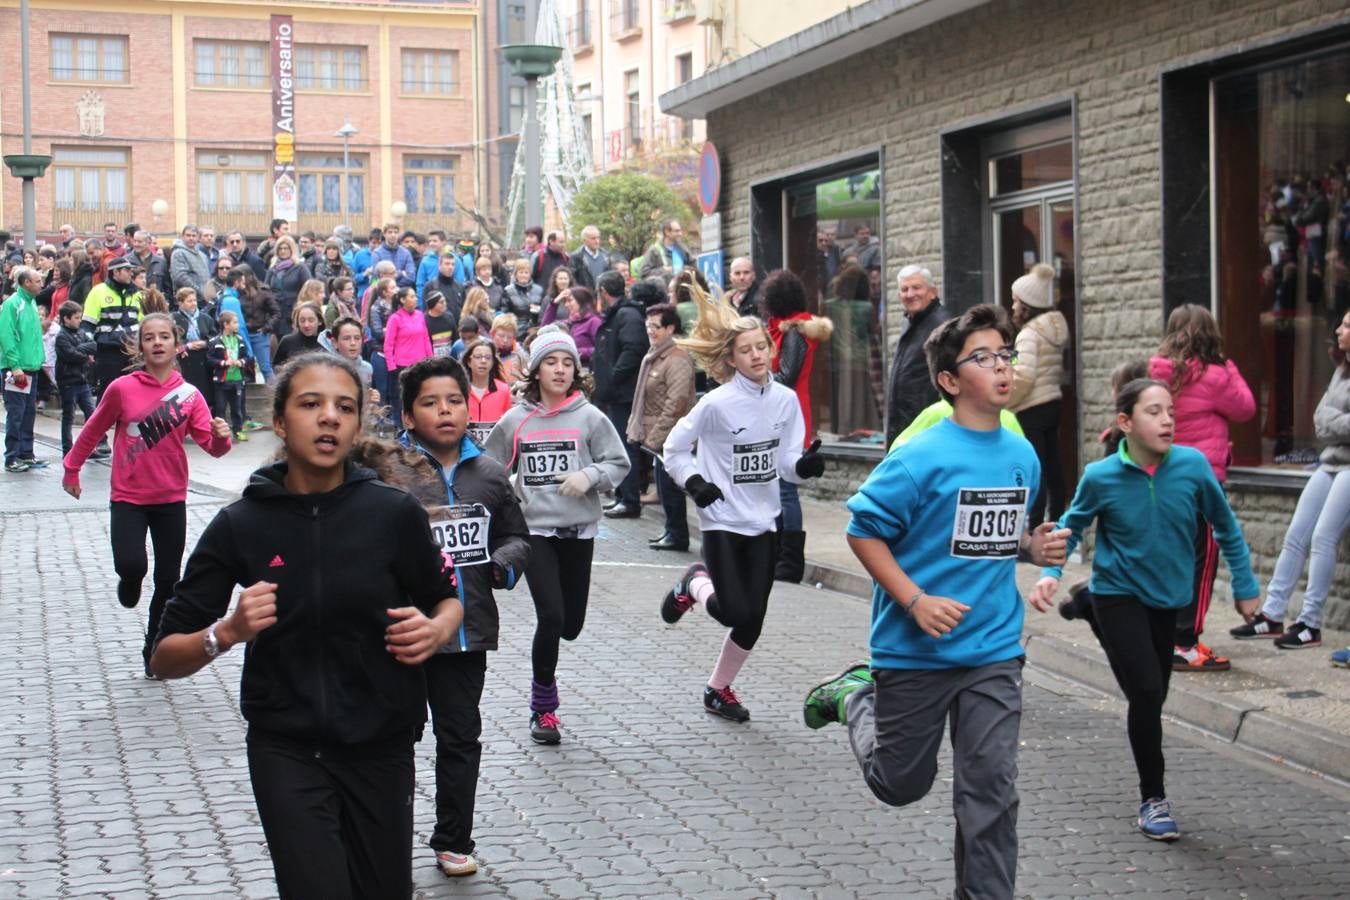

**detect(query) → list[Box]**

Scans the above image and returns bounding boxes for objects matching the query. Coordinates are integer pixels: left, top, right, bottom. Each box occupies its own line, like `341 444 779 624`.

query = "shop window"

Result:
780 163 886 444
50 34 128 83
1213 48 1350 468
625 69 641 150
194 40 267 89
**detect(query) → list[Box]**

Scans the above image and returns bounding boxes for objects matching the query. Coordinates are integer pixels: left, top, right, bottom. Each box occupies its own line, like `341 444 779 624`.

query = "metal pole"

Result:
20 0 37 250
523 75 541 232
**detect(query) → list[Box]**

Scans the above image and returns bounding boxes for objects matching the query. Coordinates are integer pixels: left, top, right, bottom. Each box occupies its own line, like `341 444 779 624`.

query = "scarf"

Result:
627 336 674 445
273 258 296 272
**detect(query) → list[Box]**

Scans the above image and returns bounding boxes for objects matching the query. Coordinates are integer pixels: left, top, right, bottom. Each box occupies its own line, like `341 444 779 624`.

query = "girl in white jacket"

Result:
661 284 825 722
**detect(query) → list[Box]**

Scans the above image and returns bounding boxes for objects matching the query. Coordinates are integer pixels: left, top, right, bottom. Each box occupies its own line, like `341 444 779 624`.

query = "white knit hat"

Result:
527 325 580 374
1011 263 1056 309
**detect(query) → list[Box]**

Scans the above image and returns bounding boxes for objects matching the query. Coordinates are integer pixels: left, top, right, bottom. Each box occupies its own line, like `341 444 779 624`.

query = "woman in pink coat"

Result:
383 286 433 425
1149 303 1255 673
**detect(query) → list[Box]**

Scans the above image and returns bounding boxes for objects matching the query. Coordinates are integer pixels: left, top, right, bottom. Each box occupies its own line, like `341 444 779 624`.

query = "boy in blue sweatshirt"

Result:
387 355 530 879
804 305 1066 899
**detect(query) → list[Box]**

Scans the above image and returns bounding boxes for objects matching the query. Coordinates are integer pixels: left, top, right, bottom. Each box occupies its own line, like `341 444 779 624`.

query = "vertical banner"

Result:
270 15 297 223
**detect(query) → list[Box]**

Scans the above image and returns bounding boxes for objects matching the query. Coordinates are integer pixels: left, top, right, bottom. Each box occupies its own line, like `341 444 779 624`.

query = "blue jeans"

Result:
4 376 37 463
779 479 803 531
654 459 688 544
60 383 97 455
604 401 641 507
1261 466 1350 629
248 333 273 380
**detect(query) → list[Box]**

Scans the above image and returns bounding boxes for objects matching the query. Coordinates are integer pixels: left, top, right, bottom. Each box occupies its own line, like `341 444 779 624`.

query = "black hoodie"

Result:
156 461 456 745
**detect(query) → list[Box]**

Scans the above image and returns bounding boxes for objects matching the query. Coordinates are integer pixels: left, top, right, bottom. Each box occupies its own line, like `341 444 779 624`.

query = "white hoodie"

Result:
664 371 806 537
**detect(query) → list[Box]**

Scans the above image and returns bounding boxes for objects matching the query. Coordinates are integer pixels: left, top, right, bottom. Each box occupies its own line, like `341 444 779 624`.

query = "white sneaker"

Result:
436 850 478 877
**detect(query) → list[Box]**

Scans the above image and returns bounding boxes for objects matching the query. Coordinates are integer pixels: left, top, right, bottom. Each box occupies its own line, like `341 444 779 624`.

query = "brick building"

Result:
0 0 480 240
662 0 1350 624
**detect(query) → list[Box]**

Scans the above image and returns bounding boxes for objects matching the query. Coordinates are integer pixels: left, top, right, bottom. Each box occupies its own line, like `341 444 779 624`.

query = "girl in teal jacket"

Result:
1029 377 1259 844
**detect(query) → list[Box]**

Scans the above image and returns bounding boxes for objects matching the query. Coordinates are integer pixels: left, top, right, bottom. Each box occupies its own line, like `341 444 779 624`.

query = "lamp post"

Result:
3 0 52 251
334 121 358 227
500 43 563 234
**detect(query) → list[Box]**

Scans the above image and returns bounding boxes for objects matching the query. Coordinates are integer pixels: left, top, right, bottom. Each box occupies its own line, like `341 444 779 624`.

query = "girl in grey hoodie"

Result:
482 328 630 744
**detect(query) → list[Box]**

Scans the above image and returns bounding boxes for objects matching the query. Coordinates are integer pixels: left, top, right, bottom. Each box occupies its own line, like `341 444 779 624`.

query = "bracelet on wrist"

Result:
901 590 924 615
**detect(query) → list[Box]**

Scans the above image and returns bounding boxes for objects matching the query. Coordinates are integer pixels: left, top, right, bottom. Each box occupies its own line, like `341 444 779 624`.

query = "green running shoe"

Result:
803 662 873 729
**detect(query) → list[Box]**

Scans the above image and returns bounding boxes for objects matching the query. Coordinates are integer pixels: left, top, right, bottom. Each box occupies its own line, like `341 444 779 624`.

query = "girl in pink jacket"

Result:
63 313 233 677
1149 304 1255 672
383 287 433 425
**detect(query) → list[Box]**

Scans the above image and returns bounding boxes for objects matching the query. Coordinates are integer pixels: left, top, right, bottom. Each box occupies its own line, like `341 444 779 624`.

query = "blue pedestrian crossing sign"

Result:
697 251 724 288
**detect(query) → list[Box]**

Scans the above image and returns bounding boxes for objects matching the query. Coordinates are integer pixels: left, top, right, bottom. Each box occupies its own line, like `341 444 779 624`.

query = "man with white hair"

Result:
58 224 75 250
569 225 610 289
885 264 950 446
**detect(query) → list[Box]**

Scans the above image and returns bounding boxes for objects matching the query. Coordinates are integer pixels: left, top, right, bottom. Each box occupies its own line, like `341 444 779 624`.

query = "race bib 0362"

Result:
428 503 491 566
950 487 1027 559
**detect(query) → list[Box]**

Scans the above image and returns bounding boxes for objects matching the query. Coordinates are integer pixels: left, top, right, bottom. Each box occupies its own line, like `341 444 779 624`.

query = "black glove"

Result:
683 474 725 508
795 438 825 479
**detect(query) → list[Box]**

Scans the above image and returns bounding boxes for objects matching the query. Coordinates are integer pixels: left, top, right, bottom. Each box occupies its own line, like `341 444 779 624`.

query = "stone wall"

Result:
705 0 1350 623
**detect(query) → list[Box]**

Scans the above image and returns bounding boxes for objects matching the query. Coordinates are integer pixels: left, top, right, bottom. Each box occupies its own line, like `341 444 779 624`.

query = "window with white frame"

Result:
50 34 128 83
297 153 367 216
194 40 268 89
403 157 456 216
401 49 459 96
52 147 129 213
197 152 269 216
296 45 368 92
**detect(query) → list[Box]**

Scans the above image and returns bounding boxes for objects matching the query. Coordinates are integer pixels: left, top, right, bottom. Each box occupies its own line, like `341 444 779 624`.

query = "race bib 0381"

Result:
732 438 779 485
950 487 1027 559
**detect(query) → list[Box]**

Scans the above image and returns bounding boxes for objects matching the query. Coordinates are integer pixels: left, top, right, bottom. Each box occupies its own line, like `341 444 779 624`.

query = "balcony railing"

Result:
608 0 641 38
663 0 696 23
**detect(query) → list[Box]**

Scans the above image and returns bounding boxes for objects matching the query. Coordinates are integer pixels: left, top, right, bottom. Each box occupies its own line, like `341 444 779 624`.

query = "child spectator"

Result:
491 313 528 382
450 316 480 360
208 310 252 441
53 301 104 458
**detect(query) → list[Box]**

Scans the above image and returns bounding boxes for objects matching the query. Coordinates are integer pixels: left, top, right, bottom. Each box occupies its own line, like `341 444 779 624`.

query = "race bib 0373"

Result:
950 487 1027 559
518 438 580 488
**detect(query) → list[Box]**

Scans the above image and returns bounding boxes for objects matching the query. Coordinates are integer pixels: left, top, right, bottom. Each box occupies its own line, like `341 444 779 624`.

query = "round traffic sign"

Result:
698 142 721 216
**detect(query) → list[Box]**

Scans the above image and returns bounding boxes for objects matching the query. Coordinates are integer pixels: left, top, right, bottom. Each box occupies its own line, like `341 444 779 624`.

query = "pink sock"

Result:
708 635 751 690
690 573 715 609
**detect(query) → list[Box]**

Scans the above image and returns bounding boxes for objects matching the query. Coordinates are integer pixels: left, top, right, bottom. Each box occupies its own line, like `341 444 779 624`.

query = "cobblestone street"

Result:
2 457 1349 899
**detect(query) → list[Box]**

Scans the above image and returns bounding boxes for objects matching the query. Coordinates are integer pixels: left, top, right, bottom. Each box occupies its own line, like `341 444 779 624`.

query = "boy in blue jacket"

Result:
804 305 1066 899
390 355 530 879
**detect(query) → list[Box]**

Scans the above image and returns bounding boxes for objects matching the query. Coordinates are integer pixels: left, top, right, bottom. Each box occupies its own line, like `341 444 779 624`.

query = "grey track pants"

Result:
845 659 1024 900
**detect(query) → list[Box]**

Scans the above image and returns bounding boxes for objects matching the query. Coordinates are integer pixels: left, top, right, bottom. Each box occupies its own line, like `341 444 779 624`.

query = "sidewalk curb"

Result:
805 557 1350 784
29 429 238 501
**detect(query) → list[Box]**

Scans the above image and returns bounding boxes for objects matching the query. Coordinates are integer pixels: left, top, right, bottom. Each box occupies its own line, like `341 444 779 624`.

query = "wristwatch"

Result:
203 619 224 659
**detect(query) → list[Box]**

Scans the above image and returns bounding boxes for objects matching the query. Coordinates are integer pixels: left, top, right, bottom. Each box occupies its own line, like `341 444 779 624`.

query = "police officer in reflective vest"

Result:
82 256 144 399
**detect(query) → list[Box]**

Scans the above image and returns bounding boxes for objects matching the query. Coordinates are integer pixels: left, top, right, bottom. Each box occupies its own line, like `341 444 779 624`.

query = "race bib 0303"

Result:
428 503 491 566
732 438 779 485
519 438 580 488
950 487 1027 559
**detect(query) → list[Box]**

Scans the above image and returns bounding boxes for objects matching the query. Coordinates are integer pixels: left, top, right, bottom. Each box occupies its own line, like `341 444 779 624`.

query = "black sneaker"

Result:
529 711 562 744
661 562 707 624
18 457 49 469
704 685 750 723
1274 622 1322 650
1230 613 1284 639
4 459 30 473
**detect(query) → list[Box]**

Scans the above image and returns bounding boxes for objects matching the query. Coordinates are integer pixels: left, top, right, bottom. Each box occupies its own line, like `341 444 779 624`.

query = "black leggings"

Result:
524 536 594 685
247 728 415 900
1090 593 1177 802
1016 399 1065 528
702 529 778 650
110 500 187 659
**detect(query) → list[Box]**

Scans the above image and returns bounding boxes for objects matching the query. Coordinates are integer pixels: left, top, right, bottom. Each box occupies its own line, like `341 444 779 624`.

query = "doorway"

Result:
986 128 1080 516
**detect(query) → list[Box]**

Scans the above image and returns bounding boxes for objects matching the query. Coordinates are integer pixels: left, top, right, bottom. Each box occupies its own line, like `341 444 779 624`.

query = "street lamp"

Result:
3 0 51 252
500 43 563 235
334 121 358 227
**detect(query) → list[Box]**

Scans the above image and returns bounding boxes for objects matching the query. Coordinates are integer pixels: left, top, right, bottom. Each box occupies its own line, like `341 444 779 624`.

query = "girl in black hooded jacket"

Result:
151 352 462 899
